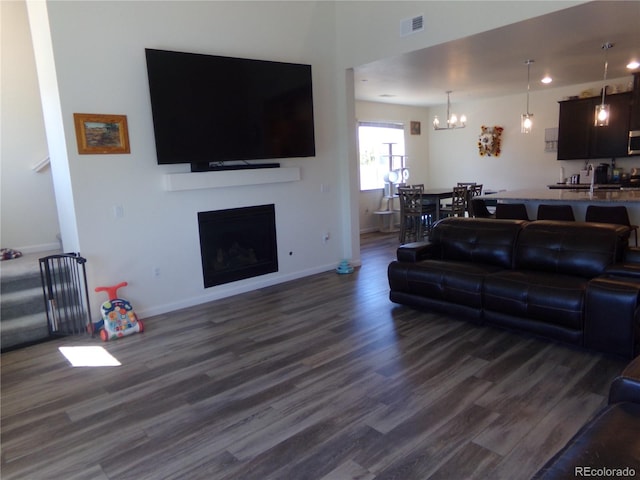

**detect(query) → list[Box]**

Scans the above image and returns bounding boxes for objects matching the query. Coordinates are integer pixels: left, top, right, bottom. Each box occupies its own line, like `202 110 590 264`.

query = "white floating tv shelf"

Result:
164 167 301 191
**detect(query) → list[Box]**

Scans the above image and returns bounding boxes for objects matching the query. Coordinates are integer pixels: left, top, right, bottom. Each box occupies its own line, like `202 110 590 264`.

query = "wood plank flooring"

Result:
1 232 628 479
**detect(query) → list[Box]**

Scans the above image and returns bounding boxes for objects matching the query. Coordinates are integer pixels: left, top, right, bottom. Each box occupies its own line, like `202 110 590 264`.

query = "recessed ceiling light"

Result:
628 60 640 70
541 76 552 84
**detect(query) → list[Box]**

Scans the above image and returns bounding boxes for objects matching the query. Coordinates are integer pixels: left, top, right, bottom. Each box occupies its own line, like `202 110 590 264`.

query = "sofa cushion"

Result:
430 218 526 269
388 260 503 310
516 221 624 278
483 270 587 330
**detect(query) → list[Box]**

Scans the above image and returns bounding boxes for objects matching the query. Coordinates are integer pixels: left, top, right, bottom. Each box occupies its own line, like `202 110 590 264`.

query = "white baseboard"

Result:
15 242 61 255
136 262 345 319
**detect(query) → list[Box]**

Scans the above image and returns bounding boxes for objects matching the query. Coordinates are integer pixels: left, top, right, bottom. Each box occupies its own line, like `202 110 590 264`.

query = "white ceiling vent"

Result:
400 14 424 37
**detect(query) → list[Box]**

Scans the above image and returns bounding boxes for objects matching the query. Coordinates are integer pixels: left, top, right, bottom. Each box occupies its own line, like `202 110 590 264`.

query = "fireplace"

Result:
198 204 278 288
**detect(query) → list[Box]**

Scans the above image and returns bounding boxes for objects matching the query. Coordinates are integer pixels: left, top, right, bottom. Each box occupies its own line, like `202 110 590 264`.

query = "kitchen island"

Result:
547 183 628 190
482 188 640 225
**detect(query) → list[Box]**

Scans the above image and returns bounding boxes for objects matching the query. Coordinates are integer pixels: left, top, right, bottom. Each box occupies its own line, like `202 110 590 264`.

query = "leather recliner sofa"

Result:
532 354 640 478
388 217 640 358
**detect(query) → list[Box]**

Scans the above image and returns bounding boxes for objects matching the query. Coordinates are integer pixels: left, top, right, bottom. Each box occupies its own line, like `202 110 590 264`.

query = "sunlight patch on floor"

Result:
59 346 121 367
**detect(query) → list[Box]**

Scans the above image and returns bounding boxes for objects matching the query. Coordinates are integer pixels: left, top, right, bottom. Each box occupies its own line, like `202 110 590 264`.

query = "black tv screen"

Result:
145 48 315 166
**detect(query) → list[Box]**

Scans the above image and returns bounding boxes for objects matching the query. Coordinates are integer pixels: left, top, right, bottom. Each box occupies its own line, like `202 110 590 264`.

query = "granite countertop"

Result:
482 188 640 202
546 183 627 190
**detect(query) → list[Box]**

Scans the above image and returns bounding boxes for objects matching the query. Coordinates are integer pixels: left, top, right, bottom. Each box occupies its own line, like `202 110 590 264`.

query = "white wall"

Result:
1 1 59 252
28 1 345 316
333 1 582 71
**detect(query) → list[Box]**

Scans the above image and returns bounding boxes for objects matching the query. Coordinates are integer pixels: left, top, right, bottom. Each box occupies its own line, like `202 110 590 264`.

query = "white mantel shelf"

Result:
164 167 301 191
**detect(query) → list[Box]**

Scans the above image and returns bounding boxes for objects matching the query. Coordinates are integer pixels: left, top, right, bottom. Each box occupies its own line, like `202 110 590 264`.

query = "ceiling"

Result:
354 1 640 108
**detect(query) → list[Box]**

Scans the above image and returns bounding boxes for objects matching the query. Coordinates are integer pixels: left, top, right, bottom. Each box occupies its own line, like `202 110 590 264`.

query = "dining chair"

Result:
470 184 483 197
465 184 483 216
585 205 638 246
495 203 530 220
537 204 575 221
403 184 437 235
397 185 425 244
440 186 467 218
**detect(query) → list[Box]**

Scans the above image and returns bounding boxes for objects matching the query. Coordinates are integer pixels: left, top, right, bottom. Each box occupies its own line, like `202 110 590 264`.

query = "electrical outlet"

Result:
152 267 160 277
322 232 330 243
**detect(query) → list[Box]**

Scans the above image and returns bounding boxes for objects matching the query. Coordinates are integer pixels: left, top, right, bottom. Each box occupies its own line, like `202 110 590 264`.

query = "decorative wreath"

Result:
478 125 504 157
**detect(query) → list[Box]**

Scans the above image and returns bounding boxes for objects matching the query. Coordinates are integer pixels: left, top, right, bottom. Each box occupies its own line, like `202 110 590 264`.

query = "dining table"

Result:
420 188 454 221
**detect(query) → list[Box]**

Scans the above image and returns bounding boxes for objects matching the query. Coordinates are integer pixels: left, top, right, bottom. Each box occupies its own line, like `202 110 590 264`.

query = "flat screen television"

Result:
145 48 315 169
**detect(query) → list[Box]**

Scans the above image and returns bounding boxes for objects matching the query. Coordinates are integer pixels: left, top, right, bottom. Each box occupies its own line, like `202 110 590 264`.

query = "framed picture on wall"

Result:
73 113 130 154
410 121 421 135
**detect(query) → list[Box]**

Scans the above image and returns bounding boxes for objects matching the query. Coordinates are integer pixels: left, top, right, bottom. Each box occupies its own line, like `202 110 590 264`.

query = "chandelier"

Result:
433 91 466 130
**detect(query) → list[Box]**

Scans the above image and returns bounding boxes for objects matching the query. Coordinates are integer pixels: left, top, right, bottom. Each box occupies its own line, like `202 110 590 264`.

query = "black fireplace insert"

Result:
198 204 278 288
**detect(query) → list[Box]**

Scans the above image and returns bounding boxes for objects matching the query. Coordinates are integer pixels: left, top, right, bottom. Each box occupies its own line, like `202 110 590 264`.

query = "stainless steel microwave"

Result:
630 130 640 155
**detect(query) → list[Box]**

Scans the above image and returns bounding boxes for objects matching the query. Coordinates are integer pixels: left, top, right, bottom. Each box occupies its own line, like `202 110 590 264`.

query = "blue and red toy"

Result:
91 282 143 342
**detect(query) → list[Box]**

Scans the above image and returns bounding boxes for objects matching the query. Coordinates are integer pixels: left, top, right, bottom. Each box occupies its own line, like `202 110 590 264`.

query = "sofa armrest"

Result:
396 241 438 263
606 247 640 278
605 262 640 279
609 354 640 405
584 276 640 358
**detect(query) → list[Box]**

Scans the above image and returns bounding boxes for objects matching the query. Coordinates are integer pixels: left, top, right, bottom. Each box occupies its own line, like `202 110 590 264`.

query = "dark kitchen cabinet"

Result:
631 73 640 131
590 92 632 158
557 91 632 160
557 97 592 160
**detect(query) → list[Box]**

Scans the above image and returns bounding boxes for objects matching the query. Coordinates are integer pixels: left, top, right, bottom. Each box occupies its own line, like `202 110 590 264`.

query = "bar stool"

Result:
537 204 575 221
585 205 638 246
495 203 529 220
469 198 496 218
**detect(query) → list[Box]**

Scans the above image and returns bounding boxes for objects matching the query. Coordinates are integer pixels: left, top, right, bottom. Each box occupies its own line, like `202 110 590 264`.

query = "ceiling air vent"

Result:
400 14 424 37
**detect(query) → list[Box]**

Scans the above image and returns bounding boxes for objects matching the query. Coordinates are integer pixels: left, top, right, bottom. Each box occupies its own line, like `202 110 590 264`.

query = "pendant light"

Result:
595 43 613 127
433 91 466 130
521 60 534 134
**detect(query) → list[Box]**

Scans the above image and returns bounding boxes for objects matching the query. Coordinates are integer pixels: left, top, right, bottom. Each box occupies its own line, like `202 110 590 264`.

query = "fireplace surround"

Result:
198 204 278 287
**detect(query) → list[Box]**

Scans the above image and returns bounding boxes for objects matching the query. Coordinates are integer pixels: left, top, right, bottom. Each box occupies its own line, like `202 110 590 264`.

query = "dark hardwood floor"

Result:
1 232 627 479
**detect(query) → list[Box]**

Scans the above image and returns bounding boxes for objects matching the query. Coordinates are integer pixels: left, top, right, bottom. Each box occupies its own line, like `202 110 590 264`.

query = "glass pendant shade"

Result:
595 43 612 127
521 113 533 134
521 60 534 134
594 103 610 126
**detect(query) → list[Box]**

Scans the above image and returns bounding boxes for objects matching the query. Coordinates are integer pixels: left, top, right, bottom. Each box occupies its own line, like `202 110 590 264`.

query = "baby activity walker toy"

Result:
91 282 143 341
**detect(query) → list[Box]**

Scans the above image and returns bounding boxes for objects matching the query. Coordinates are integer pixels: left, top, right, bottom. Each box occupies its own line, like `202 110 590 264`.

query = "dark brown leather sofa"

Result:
388 217 640 358
532 354 640 479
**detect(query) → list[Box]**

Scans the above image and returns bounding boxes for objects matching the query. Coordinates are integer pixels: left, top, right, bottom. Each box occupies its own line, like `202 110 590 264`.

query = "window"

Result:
358 122 405 191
